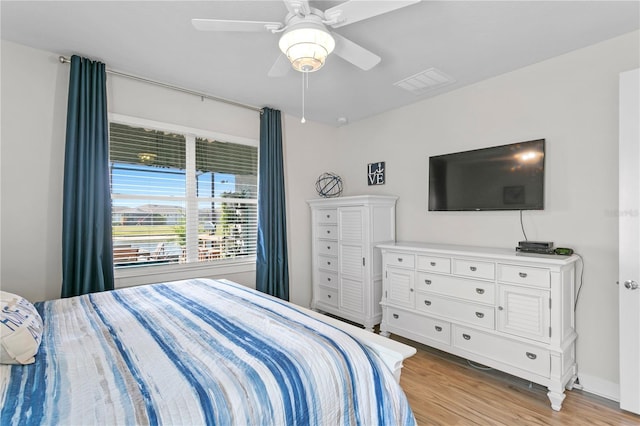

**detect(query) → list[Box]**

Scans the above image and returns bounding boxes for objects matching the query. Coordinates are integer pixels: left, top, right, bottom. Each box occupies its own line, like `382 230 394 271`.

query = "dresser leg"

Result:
363 321 375 333
565 373 578 391
547 385 566 411
379 325 390 337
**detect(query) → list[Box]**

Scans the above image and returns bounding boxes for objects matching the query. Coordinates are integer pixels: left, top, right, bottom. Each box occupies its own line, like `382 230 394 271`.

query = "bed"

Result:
0 278 416 425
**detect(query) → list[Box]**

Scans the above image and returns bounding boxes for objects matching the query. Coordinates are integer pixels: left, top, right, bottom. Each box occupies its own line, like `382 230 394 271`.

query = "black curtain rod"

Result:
59 55 263 114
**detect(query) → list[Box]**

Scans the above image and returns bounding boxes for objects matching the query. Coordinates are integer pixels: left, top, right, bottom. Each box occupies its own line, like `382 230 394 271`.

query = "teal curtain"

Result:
256 108 289 300
61 55 114 298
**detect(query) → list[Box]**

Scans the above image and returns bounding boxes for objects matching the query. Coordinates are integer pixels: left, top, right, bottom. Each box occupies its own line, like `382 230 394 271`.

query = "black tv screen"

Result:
428 139 545 211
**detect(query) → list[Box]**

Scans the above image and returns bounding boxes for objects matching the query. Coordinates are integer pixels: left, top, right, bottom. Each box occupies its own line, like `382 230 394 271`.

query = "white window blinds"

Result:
109 122 258 268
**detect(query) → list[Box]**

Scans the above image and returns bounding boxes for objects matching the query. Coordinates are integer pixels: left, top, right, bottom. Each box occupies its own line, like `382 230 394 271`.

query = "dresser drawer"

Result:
317 224 338 240
385 252 415 269
498 264 550 288
318 270 338 289
316 209 337 224
317 241 338 256
317 255 338 272
417 273 495 304
316 287 338 308
385 307 451 345
416 293 495 329
453 326 550 378
453 259 495 280
417 255 451 274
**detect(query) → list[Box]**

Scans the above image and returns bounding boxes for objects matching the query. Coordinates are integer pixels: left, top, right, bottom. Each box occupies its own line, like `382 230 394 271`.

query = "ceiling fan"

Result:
192 0 420 77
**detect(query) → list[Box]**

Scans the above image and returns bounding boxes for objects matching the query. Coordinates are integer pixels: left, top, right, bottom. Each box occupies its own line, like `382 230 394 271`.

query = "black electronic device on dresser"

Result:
516 241 575 256
517 240 555 254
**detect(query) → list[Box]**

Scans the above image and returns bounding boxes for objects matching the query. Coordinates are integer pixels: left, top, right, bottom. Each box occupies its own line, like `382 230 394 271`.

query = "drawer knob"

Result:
430 261 436 266
327 277 331 282
326 230 331 234
397 257 403 262
425 279 432 285
327 246 331 250
526 352 537 360
498 306 504 311
463 333 471 340
470 266 477 272
327 261 331 265
519 272 528 278
435 326 443 332
327 294 331 299
424 300 431 306
476 288 485 294
410 288 414 292
475 312 485 318
393 313 399 319
326 214 331 218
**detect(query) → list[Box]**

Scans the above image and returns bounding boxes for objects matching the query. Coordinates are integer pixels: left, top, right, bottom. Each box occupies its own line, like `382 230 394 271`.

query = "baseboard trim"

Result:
577 373 620 403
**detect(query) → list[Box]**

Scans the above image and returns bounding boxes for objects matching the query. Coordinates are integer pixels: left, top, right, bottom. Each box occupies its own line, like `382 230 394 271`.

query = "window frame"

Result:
109 113 258 283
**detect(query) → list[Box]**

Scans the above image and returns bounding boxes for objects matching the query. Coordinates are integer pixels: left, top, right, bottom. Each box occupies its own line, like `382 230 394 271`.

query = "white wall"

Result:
282 116 341 306
1 41 68 302
327 30 639 400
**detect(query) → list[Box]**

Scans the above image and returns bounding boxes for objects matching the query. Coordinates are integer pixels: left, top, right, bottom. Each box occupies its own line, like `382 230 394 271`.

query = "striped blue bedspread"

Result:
0 278 416 425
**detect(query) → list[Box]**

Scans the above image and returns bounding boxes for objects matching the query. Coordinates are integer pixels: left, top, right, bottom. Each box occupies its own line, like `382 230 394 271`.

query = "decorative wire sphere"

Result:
315 173 343 198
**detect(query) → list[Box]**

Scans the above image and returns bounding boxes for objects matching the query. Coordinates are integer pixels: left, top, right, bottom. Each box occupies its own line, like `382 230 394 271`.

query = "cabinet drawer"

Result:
416 293 495 330
316 209 337 224
385 307 451 345
417 273 495 304
453 326 550 378
317 255 338 272
417 255 451 273
385 252 415 269
453 259 495 280
498 264 550 288
317 224 338 239
317 241 338 256
316 287 338 308
318 270 338 289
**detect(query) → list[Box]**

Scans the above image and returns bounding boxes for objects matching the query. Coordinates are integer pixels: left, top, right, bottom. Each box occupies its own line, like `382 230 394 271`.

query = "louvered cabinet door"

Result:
385 266 416 309
338 207 366 315
497 284 551 343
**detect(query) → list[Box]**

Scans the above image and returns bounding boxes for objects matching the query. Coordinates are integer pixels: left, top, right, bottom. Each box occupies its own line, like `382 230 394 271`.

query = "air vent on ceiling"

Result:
393 67 455 95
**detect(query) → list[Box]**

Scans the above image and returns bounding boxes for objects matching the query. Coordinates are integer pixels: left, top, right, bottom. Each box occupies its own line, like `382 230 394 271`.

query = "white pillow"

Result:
0 291 44 364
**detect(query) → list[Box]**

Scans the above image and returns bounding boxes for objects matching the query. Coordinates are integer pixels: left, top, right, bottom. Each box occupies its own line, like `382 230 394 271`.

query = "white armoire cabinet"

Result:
307 196 397 331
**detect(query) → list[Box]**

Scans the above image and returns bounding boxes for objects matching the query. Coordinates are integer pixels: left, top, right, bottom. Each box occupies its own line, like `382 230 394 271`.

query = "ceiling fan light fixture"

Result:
278 24 335 72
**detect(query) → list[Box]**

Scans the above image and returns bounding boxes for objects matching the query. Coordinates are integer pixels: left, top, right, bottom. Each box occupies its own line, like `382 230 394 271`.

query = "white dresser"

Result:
378 241 579 411
308 196 397 331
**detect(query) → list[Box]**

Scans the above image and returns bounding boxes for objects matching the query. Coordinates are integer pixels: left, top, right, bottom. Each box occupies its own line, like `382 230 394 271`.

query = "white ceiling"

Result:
2 1 639 126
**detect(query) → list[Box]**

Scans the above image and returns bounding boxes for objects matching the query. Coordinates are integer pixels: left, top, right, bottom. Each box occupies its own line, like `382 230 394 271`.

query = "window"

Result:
109 120 258 269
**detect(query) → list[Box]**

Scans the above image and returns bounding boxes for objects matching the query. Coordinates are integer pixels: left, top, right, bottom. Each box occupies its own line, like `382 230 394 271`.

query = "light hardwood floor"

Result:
393 335 640 425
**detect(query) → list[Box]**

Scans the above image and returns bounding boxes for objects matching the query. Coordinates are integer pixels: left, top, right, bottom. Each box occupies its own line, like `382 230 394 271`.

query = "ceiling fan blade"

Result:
324 0 420 28
268 54 292 77
191 19 282 32
283 0 311 16
331 32 381 71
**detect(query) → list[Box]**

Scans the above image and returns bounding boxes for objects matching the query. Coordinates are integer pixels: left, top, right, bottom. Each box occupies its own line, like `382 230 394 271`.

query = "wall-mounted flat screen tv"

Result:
429 139 545 211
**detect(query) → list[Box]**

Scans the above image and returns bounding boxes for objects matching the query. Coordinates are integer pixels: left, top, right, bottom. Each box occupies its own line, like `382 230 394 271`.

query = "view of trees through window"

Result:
109 122 258 267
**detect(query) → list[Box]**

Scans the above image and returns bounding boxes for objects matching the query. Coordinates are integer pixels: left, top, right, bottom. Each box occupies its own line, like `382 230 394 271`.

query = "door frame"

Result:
619 67 640 414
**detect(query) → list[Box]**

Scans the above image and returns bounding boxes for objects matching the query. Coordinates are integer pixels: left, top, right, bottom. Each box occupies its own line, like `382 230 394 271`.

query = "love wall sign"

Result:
367 162 385 186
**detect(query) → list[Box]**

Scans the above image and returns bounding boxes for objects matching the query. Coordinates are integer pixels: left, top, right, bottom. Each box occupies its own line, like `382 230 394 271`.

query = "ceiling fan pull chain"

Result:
301 71 306 123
